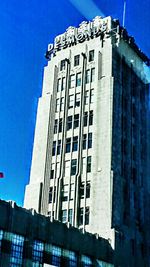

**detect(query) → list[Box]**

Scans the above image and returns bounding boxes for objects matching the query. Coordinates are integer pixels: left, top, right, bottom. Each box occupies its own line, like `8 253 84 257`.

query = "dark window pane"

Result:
88 133 92 148
87 156 91 173
71 159 77 175
89 111 93 126
74 114 79 129
84 112 88 126
74 55 80 66
52 141 56 156
89 50 94 62
66 138 71 153
72 136 78 152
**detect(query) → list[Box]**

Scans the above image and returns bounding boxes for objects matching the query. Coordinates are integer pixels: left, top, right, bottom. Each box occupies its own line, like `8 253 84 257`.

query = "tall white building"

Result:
24 16 150 266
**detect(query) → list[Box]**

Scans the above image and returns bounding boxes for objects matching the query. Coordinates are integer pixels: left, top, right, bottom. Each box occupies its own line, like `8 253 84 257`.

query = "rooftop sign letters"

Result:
46 16 108 59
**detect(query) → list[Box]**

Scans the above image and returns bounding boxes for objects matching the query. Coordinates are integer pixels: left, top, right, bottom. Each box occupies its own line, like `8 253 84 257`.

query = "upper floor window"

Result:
90 89 94 103
88 133 92 148
51 164 55 179
57 79 61 92
71 159 77 175
76 72 81 87
89 50 94 62
60 59 66 71
84 112 88 126
51 246 61 267
69 74 75 88
89 110 93 125
86 182 90 198
58 118 62 133
79 208 84 226
60 97 64 111
84 90 89 105
32 240 44 264
54 119 58 134
74 55 80 66
85 207 90 225
10 234 24 266
57 140 61 155
52 141 56 156
87 156 91 173
62 184 69 201
82 134 87 150
67 115 72 130
72 136 78 152
70 183 74 200
68 209 73 225
62 77 65 91
62 209 67 223
74 114 79 129
91 68 95 82
75 93 80 107
68 95 74 109
85 70 90 84
64 160 70 176
55 98 59 112
49 187 53 203
66 137 71 153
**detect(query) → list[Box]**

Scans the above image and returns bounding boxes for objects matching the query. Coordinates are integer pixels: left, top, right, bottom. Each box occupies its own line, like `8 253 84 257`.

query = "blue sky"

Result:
0 0 150 206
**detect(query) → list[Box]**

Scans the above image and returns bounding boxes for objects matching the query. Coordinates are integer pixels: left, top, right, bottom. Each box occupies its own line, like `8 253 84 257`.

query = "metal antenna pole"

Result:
123 0 126 27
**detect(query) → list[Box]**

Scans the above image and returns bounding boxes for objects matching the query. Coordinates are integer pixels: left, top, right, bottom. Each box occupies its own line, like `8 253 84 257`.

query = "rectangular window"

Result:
82 134 87 150
62 184 68 201
52 141 56 156
74 114 79 129
89 50 94 62
55 98 59 112
84 112 88 126
68 95 74 109
85 207 90 225
60 59 66 71
88 133 92 148
61 77 65 91
52 246 61 267
70 183 74 200
64 160 70 177
62 209 67 223
51 164 54 179
76 72 81 87
58 118 62 133
84 90 89 105
89 110 93 125
56 162 60 178
91 68 95 82
71 159 77 176
57 79 61 92
86 182 90 198
60 97 64 111
69 74 75 88
10 234 24 266
85 69 90 84
82 157 86 174
74 55 80 66
32 240 44 264
87 156 91 173
69 209 73 225
57 140 61 155
49 187 53 203
79 208 84 226
72 136 78 152
80 183 84 199
66 138 71 153
75 93 80 107
90 89 94 103
54 119 58 134
67 115 72 130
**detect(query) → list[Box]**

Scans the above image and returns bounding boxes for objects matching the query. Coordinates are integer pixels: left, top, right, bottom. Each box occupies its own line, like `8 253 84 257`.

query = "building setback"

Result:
0 200 113 267
24 16 150 266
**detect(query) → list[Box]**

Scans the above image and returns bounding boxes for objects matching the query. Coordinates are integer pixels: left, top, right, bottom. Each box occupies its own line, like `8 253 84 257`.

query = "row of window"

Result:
61 206 90 226
60 50 94 71
51 156 92 180
0 230 113 267
52 134 92 156
55 88 94 112
54 110 93 134
49 182 90 204
57 68 95 92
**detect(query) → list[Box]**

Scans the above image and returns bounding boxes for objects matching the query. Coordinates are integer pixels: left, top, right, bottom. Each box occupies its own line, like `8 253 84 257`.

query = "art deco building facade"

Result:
24 16 150 266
